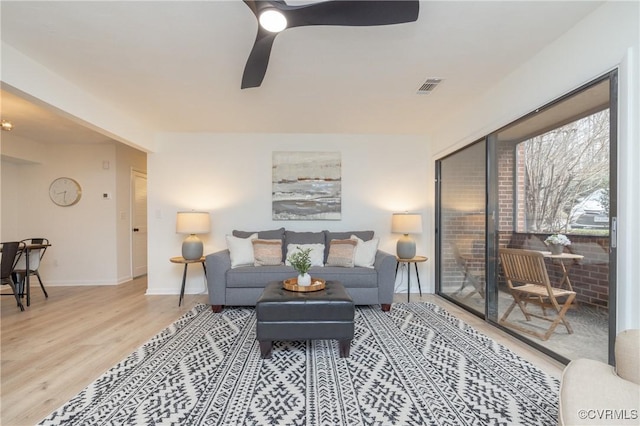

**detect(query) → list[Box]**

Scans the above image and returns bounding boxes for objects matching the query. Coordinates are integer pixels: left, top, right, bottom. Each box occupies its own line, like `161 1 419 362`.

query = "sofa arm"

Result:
374 250 396 307
205 249 231 309
615 329 640 385
559 358 639 425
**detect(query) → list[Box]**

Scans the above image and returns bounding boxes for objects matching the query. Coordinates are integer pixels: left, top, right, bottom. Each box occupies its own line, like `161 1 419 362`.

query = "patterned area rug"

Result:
39 303 559 425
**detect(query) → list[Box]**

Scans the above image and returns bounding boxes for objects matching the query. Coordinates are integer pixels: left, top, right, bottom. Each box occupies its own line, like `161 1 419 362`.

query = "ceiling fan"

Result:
241 0 420 89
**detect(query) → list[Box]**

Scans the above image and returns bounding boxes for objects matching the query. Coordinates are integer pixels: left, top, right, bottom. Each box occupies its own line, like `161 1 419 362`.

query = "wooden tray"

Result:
283 277 326 292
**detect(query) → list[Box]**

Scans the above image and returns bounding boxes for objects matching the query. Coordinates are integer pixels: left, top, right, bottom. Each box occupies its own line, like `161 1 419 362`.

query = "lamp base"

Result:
182 234 203 260
396 234 416 259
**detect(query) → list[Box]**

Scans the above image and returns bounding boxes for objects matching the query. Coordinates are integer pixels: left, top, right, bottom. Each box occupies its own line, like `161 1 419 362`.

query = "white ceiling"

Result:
1 1 603 145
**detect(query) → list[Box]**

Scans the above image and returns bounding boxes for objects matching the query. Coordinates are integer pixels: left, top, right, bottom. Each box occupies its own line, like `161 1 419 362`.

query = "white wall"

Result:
430 1 640 331
146 133 433 296
1 43 156 152
1 139 146 285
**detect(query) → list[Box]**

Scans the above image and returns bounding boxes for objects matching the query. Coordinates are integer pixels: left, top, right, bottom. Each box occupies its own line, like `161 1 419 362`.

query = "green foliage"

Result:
287 247 312 275
567 228 609 237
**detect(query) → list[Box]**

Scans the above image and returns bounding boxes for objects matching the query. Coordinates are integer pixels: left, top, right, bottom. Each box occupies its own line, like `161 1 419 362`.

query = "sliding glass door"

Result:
436 71 617 363
436 140 487 316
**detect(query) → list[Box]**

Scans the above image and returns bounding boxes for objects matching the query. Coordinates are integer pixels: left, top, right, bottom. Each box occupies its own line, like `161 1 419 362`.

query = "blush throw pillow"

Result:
326 239 357 268
351 235 379 268
226 233 258 268
285 244 325 267
252 239 283 266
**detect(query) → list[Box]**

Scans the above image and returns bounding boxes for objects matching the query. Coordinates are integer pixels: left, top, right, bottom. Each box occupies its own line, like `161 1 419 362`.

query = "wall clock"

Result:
49 177 82 207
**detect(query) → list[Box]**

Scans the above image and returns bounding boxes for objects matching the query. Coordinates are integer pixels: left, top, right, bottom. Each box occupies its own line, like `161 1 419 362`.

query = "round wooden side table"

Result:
395 255 428 302
170 256 206 306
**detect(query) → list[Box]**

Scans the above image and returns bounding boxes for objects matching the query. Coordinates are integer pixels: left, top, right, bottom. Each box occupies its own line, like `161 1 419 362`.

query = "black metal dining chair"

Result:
1 241 26 311
13 238 50 303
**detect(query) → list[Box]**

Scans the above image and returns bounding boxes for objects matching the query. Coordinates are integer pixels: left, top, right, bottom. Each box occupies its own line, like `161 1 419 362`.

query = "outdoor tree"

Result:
522 109 609 233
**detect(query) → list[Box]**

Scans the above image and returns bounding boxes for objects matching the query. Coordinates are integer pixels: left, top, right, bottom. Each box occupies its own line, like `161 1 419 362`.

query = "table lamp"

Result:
176 211 211 260
392 212 422 259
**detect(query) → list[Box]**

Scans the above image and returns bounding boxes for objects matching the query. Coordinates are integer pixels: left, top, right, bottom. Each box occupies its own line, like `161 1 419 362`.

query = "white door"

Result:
132 170 148 277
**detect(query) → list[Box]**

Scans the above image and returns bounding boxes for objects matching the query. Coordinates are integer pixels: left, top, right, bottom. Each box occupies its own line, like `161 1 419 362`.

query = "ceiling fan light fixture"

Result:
242 0 419 88
259 9 287 33
1 120 13 131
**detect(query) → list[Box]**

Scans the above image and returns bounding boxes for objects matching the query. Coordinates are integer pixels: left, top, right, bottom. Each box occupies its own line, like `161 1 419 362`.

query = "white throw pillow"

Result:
351 235 379 268
285 243 325 267
226 233 258 268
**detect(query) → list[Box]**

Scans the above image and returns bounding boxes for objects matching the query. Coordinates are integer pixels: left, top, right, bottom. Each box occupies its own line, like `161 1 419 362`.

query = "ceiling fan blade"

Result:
240 0 418 88
241 29 278 89
243 0 258 16
284 1 419 28
244 0 286 18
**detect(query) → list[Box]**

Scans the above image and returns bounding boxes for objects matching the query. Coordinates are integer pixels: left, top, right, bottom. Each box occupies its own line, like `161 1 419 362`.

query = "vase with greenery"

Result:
544 233 571 255
287 247 312 286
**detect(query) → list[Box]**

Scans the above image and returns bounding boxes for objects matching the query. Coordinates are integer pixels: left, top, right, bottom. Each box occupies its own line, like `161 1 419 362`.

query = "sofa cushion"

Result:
226 233 258 268
326 239 357 267
233 227 285 240
226 265 294 287
225 265 378 288
252 239 283 266
351 235 379 268
285 243 324 267
310 266 378 288
285 230 326 246
324 230 374 261
234 228 285 259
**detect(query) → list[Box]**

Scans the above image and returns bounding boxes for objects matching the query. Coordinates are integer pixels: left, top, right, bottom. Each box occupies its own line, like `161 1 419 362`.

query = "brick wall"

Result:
440 143 486 292
441 213 486 292
441 140 610 310
505 233 610 310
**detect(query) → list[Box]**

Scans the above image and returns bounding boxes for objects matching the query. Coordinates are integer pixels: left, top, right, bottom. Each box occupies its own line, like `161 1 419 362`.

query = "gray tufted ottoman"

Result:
256 281 355 358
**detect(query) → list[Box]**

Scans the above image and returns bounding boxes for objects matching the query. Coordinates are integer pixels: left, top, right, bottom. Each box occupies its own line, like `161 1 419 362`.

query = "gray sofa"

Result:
206 228 396 312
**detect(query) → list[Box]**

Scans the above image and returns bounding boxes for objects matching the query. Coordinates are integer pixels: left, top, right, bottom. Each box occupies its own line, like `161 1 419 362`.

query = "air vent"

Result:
417 78 443 94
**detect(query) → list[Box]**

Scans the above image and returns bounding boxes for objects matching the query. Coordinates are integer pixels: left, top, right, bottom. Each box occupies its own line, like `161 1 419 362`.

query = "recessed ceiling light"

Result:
1 120 13 131
259 9 287 33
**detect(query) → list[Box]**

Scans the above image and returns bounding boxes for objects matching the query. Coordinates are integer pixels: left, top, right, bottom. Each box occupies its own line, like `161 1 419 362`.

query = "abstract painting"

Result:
272 151 341 220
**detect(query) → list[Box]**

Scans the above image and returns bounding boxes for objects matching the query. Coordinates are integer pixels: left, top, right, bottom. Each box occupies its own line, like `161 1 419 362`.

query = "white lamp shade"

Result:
391 213 423 234
176 211 211 235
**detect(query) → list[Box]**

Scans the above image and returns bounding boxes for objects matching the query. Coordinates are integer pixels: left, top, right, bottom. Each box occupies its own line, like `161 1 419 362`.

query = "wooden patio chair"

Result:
452 243 485 299
498 248 576 341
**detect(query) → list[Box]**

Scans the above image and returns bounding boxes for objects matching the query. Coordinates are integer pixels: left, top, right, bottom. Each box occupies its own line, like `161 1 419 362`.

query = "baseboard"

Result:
145 287 208 296
42 277 131 286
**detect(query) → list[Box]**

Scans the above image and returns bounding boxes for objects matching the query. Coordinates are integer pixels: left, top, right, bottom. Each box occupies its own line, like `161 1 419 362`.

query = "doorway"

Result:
131 170 147 278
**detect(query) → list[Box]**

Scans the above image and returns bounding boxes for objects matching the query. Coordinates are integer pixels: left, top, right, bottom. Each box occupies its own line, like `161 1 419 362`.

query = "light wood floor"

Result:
1 278 564 426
